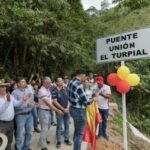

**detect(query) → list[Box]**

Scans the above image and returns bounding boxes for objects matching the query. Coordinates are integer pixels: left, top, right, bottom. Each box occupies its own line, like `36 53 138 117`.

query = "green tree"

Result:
0 0 97 78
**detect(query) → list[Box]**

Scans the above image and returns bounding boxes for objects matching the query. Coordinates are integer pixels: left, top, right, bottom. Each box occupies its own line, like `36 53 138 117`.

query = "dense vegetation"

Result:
0 0 150 134
0 0 96 78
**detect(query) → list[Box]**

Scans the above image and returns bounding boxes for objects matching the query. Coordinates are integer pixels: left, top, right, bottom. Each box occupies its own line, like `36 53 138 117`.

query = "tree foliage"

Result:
113 0 150 10
124 0 150 10
0 0 96 78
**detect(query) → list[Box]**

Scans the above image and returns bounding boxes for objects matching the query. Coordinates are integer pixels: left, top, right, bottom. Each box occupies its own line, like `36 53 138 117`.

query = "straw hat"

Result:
0 80 10 87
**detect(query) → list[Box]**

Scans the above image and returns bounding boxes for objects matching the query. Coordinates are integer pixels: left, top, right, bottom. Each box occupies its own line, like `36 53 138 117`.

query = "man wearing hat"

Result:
96 76 111 140
0 80 28 150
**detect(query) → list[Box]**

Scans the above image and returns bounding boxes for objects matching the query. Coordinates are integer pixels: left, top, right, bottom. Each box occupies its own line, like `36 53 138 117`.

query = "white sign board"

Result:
96 27 150 63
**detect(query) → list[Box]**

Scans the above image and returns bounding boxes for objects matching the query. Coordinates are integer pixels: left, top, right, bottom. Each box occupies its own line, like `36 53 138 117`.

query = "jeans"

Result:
38 109 51 149
50 110 56 124
31 108 38 129
0 121 14 150
70 107 87 150
56 112 70 143
15 113 33 150
98 109 109 138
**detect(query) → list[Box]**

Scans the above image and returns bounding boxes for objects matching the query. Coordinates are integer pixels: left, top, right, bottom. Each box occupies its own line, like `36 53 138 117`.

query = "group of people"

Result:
0 68 111 150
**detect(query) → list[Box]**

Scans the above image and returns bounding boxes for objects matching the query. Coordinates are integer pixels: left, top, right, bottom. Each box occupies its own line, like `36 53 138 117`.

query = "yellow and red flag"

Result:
83 100 102 150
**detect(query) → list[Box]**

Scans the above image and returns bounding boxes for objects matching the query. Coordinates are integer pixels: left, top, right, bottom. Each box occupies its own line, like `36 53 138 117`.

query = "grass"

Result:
113 112 123 136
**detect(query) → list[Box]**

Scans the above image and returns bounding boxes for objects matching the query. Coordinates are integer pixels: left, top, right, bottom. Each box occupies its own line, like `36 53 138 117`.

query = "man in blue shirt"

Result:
12 77 36 150
68 68 94 150
52 77 72 148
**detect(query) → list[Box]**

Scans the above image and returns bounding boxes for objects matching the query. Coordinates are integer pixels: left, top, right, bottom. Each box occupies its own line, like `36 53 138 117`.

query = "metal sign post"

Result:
121 61 128 150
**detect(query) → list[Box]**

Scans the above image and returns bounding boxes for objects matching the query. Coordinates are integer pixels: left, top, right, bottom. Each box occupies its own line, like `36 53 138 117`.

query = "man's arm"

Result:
53 99 69 113
99 93 111 99
43 98 64 115
99 86 111 99
76 85 93 106
67 101 70 108
0 101 10 114
52 89 68 113
12 91 32 108
12 94 35 108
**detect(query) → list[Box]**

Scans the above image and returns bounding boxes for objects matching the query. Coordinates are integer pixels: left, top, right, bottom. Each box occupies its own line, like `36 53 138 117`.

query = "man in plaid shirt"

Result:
68 68 93 150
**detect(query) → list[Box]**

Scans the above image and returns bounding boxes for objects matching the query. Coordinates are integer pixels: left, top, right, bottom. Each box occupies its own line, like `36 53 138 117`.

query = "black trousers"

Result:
0 121 14 150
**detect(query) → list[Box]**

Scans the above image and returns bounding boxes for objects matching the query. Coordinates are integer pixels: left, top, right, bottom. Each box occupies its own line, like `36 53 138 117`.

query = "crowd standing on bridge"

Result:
0 68 111 150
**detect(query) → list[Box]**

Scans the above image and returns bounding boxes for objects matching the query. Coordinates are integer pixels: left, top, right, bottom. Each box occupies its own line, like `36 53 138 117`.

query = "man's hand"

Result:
93 97 98 102
27 103 35 108
27 103 39 108
92 89 98 97
57 110 64 115
34 103 39 108
64 108 69 113
6 93 11 102
92 89 97 97
99 92 111 99
99 92 104 97
23 93 31 101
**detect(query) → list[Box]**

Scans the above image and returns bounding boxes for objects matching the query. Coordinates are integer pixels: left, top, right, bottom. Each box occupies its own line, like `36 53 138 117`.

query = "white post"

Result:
121 61 128 150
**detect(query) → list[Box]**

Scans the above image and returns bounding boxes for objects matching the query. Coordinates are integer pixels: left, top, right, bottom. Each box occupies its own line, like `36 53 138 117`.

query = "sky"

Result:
81 0 113 10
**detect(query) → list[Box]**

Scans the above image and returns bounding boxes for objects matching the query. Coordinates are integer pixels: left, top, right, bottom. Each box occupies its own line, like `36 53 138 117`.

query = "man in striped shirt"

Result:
68 68 94 150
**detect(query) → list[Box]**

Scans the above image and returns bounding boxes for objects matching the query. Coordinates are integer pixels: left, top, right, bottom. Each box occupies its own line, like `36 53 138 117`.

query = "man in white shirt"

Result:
0 80 28 150
38 77 64 150
96 76 111 140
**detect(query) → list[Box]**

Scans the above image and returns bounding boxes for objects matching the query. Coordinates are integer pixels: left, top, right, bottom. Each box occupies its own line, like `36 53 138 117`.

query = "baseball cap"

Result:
96 76 104 84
